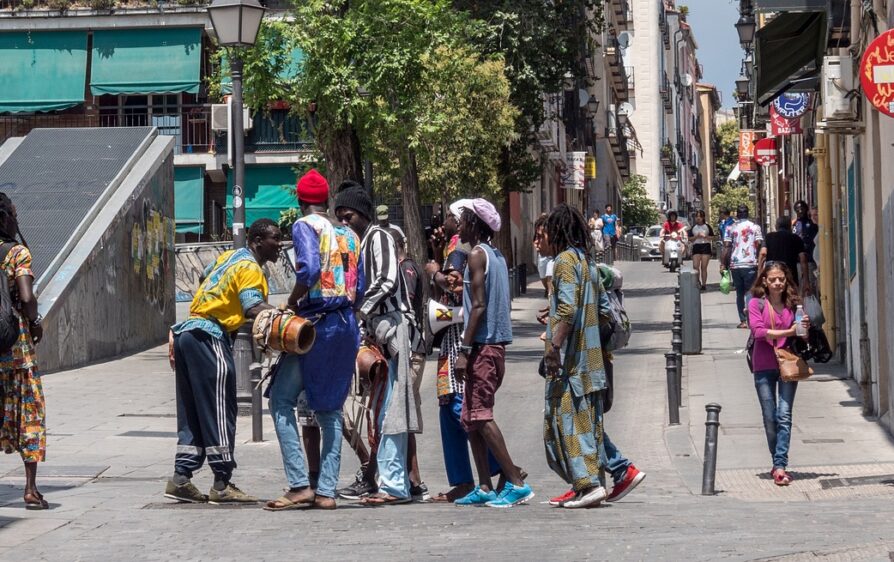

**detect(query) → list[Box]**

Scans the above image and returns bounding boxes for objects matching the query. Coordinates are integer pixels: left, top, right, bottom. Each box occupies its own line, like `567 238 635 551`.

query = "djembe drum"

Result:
252 309 316 355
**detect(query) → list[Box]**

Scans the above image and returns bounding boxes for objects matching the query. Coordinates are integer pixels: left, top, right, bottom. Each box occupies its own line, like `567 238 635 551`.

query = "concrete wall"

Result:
175 241 297 302
39 136 176 373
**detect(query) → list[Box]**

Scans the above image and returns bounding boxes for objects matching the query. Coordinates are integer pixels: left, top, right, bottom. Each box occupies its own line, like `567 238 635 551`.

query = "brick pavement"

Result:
0 261 891 561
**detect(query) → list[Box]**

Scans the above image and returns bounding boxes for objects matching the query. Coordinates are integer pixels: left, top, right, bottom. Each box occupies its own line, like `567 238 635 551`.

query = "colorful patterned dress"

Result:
0 245 45 463
544 247 609 491
435 235 467 403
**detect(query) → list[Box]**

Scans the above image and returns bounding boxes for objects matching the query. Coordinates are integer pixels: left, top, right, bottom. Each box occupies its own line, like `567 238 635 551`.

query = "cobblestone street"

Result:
1 261 892 561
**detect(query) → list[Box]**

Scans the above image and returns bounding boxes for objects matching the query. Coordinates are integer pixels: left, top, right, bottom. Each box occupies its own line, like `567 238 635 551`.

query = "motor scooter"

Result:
663 231 682 272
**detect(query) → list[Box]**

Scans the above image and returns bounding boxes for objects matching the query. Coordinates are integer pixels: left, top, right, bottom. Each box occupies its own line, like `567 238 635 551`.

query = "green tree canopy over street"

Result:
621 175 660 228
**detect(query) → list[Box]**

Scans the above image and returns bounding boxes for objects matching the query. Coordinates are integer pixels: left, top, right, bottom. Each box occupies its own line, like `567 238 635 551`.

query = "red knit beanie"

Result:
296 169 329 204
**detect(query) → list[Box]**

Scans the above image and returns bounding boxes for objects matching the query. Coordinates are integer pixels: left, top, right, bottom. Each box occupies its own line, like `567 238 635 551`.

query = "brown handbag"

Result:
768 304 813 382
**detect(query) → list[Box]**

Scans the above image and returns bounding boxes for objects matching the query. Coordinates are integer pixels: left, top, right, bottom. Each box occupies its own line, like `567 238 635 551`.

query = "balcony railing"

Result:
0 0 209 11
625 66 635 93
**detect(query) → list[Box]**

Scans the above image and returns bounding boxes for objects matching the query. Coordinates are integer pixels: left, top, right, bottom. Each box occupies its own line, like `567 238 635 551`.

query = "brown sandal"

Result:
360 493 412 506
263 494 314 511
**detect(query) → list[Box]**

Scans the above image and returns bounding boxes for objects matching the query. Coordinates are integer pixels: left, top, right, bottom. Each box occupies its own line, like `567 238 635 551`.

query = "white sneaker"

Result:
562 486 607 509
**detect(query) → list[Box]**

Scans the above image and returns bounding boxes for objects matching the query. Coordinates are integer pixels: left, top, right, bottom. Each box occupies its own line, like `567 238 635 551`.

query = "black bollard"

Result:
233 322 254 416
250 357 264 443
665 352 680 425
701 403 722 495
672 324 683 406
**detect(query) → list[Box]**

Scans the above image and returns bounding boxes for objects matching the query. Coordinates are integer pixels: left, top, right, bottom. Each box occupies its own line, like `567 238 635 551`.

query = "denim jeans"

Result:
268 354 344 498
601 431 632 484
439 393 501 486
376 357 409 499
731 267 757 322
753 369 798 469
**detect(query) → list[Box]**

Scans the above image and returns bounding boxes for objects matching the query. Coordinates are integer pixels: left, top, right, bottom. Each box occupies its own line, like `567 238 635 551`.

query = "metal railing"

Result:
0 0 209 10
625 66 635 92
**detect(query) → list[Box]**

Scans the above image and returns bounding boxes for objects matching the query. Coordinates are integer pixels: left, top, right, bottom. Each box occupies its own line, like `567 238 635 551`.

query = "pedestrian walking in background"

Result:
166 219 281 505
601 204 621 262
425 205 502 502
393 228 432 502
717 208 735 260
758 216 809 294
336 181 420 506
792 201 818 295
747 262 810 486
588 209 605 262
0 193 47 510
265 170 364 511
452 199 532 508
721 205 764 328
535 213 554 298
688 210 714 291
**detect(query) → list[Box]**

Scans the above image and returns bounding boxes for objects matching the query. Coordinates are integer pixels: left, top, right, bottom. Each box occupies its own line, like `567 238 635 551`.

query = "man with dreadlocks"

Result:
165 219 282 505
0 193 47 509
542 204 614 508
452 199 533 508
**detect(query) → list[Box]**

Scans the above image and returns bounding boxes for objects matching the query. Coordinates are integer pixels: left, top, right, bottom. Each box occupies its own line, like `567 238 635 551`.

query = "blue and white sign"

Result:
772 93 811 119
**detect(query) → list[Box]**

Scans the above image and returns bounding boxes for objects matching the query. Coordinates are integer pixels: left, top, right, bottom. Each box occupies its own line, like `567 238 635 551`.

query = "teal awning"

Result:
91 28 202 95
226 166 297 227
221 48 304 95
175 166 205 234
0 31 88 114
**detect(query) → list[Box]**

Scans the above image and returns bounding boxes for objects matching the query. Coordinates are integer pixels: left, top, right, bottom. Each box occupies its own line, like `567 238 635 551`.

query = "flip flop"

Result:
360 493 412 506
24 492 48 510
263 495 314 511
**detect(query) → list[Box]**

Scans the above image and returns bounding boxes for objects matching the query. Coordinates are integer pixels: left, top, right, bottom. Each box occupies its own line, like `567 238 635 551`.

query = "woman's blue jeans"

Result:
753 369 798 469
269 354 343 498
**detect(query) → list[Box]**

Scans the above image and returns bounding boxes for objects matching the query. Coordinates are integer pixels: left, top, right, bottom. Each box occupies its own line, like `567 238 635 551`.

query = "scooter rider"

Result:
659 211 687 264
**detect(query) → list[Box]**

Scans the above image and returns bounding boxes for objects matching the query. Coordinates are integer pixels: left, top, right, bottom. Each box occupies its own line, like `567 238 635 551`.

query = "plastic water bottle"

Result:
794 305 806 337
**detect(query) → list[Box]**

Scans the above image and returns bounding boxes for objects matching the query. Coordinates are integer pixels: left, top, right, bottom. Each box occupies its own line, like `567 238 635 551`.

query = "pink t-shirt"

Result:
748 298 794 372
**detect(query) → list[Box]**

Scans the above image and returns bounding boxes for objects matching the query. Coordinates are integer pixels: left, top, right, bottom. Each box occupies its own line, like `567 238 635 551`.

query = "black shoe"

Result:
410 482 432 503
337 478 377 500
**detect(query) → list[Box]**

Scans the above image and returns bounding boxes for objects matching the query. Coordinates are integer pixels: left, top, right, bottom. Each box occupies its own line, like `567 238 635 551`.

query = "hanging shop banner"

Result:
770 105 803 136
739 130 757 172
585 154 597 179
772 92 811 119
562 151 586 190
860 28 894 118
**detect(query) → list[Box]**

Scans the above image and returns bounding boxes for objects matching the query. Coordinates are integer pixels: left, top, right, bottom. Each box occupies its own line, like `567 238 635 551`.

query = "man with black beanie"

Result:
335 182 420 505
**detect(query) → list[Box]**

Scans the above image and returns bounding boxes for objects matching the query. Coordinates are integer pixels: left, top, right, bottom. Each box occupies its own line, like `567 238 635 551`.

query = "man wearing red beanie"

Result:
295 169 330 205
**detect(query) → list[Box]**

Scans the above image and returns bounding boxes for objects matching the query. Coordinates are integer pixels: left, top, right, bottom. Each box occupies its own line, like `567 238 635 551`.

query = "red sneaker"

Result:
606 465 645 502
548 488 576 506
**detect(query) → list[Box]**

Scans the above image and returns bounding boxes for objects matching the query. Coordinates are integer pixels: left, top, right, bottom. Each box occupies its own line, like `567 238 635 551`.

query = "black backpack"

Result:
0 242 19 354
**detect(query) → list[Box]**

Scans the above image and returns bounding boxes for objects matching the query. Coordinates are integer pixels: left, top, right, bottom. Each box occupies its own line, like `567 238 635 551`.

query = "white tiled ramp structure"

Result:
715 462 894 502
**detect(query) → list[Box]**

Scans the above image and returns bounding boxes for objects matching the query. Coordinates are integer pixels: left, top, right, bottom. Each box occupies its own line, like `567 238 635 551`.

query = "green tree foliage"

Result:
621 175 660 227
710 185 753 223
716 120 740 185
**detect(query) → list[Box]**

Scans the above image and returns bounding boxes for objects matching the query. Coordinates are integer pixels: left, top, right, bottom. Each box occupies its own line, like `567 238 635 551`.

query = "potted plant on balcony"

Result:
660 142 674 166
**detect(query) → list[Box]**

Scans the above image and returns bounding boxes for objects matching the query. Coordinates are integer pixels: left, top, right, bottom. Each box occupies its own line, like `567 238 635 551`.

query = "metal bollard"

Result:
233 322 254 416
250 358 264 442
672 321 683 406
701 403 722 495
665 352 680 425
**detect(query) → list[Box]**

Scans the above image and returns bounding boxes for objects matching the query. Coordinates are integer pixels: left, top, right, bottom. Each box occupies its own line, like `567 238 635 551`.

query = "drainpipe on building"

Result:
814 125 836 351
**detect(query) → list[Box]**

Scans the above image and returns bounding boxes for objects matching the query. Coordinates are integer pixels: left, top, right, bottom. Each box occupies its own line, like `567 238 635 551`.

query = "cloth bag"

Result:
803 295 825 327
768 305 813 382
719 270 732 295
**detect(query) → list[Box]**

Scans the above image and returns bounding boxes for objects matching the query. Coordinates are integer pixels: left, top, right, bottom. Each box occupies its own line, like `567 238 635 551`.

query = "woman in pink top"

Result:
747 262 810 486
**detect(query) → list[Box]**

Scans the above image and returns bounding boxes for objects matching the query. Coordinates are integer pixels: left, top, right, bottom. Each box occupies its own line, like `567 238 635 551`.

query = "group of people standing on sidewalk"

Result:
719 201 819 487
167 169 647 511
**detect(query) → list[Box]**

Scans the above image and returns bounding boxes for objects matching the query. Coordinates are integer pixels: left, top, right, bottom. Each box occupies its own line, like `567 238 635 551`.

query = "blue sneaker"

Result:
486 483 534 508
454 486 497 507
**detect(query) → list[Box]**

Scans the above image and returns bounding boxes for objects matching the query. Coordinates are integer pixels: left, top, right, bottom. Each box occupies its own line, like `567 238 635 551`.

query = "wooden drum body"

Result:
253 309 316 355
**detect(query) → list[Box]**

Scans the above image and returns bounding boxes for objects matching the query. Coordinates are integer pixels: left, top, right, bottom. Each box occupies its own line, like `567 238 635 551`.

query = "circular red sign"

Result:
860 29 894 118
753 138 777 166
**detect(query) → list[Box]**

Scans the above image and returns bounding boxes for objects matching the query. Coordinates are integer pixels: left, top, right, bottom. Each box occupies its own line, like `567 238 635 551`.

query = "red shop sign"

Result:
770 105 803 136
753 137 777 166
860 28 894 118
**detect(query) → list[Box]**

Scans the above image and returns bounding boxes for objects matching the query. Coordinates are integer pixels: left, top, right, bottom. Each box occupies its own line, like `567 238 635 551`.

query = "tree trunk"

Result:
320 122 364 189
399 146 427 263
493 189 513 267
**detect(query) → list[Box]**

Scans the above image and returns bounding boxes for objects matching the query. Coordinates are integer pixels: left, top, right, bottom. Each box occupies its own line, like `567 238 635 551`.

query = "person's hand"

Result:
536 307 549 325
168 330 175 371
803 284 813 297
446 271 463 294
424 260 440 279
454 352 468 386
544 345 561 376
801 314 811 336
30 323 43 346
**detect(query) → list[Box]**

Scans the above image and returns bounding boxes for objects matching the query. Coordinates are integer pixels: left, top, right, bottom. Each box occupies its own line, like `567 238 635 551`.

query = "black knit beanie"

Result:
334 180 374 221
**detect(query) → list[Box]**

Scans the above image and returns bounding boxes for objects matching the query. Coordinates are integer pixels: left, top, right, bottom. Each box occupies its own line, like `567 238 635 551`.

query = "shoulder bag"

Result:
768 304 813 382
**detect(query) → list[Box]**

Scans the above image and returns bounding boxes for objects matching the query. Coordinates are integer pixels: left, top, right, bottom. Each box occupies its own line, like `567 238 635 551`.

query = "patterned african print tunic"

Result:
543 247 610 490
0 245 46 463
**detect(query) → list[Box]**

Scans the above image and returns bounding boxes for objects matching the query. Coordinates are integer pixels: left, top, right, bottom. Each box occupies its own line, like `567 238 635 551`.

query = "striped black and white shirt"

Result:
359 225 421 349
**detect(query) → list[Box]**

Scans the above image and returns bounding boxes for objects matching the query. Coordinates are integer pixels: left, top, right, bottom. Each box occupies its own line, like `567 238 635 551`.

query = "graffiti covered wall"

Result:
175 242 296 302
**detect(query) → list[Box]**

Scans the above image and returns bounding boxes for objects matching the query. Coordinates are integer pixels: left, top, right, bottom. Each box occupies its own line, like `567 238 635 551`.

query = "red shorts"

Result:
461 344 506 430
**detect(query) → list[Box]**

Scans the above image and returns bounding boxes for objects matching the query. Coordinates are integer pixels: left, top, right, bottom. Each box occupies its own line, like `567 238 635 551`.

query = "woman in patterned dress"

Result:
0 193 46 509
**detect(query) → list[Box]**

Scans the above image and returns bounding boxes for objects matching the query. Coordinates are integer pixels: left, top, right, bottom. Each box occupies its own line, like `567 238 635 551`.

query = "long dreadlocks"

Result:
0 193 26 247
461 208 493 243
546 203 592 257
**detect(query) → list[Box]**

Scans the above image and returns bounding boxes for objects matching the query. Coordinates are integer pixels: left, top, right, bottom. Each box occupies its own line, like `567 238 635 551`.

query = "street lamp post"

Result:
208 0 265 421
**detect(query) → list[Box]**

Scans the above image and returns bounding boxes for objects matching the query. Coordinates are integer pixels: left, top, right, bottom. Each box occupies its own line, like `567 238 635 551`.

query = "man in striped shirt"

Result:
336 182 420 505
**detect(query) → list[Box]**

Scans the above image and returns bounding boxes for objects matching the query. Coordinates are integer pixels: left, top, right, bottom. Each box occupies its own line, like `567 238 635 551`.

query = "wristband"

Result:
460 345 474 356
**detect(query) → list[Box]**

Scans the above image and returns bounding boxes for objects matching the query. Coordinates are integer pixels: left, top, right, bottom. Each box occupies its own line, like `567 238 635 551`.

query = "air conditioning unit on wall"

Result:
822 56 855 121
210 104 253 131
